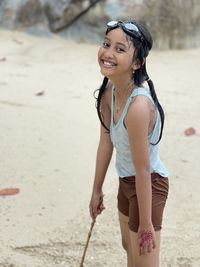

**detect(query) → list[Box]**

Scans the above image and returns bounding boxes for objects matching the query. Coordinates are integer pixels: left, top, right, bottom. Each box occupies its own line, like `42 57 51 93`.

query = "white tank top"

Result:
110 86 169 178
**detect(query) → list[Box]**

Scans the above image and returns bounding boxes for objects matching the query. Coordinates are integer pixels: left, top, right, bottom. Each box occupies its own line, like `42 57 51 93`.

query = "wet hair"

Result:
95 20 165 145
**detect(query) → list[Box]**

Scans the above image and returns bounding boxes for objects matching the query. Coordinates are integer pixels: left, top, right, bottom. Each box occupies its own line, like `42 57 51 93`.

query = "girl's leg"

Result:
119 211 135 267
129 229 161 267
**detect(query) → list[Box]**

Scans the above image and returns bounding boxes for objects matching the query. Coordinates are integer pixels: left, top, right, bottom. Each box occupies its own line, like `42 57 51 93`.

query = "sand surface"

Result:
0 29 200 267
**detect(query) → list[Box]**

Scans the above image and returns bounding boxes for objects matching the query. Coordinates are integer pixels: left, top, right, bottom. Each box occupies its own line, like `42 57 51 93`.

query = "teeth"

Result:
103 60 115 66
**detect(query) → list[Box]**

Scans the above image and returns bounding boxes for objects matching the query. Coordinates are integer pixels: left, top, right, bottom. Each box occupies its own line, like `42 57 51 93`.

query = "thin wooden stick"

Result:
79 220 96 267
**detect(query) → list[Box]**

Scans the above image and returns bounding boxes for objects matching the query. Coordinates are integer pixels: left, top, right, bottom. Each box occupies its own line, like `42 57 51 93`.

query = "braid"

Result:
130 25 165 145
94 76 109 131
133 61 165 145
146 78 165 145
140 61 165 144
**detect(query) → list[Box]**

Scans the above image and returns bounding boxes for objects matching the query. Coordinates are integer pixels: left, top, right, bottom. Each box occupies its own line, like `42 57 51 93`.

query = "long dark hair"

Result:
95 20 165 145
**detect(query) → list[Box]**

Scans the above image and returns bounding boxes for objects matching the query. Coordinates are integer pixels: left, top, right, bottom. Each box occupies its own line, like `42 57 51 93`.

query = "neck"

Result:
112 78 136 96
109 72 136 96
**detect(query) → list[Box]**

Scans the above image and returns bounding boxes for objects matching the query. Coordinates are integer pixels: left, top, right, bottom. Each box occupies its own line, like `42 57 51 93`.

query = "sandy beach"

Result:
0 29 200 267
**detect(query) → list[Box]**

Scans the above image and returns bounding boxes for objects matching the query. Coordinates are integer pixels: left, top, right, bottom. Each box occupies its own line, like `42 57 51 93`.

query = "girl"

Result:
89 20 169 267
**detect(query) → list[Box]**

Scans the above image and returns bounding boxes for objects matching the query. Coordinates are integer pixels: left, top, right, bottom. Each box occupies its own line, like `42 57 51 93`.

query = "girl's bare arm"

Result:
90 87 113 220
126 96 156 254
92 126 113 194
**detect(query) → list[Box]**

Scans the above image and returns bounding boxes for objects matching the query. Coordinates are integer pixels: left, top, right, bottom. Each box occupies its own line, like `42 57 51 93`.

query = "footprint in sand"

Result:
13 241 82 266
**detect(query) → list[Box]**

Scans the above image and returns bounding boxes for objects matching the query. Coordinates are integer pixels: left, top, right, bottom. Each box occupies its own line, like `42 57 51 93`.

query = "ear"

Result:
132 58 145 71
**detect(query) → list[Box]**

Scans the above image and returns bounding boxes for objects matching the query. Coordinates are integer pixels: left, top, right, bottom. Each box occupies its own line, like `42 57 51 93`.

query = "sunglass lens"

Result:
124 23 139 32
107 21 118 27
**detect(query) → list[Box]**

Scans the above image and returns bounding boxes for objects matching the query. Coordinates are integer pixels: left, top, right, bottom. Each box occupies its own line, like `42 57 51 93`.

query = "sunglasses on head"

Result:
107 20 143 41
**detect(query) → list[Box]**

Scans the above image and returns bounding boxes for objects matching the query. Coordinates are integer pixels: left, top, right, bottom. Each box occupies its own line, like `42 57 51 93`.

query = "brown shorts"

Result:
117 173 169 232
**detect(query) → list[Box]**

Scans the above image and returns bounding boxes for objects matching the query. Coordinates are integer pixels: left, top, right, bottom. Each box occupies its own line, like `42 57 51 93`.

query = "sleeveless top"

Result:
110 86 169 178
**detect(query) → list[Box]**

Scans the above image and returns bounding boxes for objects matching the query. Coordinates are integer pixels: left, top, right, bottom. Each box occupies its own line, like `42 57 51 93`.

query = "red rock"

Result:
184 127 196 136
0 188 20 196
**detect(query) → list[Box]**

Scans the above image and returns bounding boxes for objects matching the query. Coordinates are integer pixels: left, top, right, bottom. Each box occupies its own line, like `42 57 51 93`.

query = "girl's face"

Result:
98 28 137 80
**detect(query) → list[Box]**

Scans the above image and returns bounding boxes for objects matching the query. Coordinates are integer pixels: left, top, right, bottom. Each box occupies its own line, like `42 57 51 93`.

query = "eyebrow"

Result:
104 37 128 49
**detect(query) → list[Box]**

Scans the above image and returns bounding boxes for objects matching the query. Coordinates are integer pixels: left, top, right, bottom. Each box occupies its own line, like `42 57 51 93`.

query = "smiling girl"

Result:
89 20 169 267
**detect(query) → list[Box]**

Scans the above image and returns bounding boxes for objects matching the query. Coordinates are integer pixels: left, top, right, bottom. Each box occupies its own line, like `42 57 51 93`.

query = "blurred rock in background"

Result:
0 0 200 49
0 0 48 35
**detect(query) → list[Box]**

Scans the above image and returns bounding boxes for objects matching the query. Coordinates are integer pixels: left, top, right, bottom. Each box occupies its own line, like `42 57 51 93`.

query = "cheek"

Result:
98 47 104 62
127 53 134 68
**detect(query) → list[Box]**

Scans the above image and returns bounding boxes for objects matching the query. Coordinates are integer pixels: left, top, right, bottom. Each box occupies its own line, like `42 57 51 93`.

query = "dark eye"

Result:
116 47 125 53
102 41 110 48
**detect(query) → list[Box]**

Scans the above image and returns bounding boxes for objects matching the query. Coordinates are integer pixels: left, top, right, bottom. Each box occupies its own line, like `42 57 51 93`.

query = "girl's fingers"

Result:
140 243 147 255
142 240 155 255
91 209 97 220
143 243 148 255
139 245 142 256
144 243 148 255
89 194 105 220
97 203 105 215
140 243 149 255
139 240 155 255
147 241 152 253
89 204 96 219
89 205 93 218
90 204 102 219
100 203 105 210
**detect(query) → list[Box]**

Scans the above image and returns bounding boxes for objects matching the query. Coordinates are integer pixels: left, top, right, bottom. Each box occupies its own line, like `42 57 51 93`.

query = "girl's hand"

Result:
138 223 156 256
89 191 105 221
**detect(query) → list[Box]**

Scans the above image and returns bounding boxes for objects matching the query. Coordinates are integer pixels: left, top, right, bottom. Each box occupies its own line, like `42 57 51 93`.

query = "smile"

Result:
101 60 117 68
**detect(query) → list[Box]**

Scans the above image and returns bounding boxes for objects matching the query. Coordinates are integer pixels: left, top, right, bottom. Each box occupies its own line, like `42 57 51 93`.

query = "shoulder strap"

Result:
131 87 160 139
131 87 154 104
121 87 154 116
110 86 156 129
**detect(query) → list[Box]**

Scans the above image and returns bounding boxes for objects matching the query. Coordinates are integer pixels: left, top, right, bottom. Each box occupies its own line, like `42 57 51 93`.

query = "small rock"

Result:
184 127 196 136
35 90 45 96
0 57 6 62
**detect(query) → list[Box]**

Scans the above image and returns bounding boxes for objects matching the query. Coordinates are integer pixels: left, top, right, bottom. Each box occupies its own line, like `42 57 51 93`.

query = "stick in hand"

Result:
79 220 96 267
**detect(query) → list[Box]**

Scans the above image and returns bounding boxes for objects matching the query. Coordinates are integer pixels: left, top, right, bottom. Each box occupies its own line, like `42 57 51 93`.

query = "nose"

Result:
103 47 115 59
